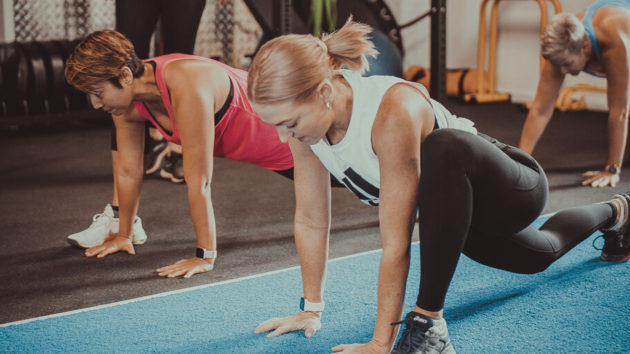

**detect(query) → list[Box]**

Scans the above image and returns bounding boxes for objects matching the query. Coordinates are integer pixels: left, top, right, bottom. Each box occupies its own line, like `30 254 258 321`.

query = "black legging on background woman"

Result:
111 0 207 153
115 0 207 57
416 129 614 311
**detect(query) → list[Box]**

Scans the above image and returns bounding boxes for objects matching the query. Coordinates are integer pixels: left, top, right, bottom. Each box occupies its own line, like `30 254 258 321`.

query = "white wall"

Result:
387 0 607 111
0 0 14 42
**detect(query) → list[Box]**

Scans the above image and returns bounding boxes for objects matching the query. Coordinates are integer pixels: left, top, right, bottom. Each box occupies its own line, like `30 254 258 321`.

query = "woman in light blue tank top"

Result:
520 0 630 188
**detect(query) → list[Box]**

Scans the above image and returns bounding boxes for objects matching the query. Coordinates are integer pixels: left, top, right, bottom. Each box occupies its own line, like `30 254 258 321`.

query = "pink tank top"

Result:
133 54 293 171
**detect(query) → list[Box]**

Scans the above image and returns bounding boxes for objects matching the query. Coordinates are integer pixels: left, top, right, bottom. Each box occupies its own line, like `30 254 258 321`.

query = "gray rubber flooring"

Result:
1 100 628 324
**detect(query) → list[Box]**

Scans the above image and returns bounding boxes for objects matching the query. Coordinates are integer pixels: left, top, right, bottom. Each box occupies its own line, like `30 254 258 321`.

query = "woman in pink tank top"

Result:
64 30 293 278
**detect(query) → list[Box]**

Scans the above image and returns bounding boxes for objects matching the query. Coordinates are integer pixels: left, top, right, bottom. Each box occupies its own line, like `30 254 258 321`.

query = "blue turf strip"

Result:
1 216 629 353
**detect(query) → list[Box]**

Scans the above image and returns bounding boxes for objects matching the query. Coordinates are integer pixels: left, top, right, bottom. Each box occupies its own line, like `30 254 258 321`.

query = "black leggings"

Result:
115 0 206 58
111 0 207 152
273 168 345 188
416 129 614 311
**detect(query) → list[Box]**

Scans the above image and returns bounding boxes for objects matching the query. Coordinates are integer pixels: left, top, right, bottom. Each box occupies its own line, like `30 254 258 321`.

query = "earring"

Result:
326 102 331 110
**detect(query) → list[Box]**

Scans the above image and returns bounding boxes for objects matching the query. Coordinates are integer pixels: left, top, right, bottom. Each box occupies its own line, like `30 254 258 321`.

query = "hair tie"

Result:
318 39 328 54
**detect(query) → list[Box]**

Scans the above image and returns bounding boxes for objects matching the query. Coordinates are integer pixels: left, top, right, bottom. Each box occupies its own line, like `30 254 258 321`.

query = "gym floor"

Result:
1 98 628 326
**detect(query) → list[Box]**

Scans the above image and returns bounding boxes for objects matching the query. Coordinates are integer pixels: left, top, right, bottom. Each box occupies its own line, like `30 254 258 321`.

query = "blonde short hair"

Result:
541 13 587 64
248 17 378 104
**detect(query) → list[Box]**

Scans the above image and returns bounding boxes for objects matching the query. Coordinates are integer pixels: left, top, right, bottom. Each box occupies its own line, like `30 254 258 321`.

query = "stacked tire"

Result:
0 39 88 117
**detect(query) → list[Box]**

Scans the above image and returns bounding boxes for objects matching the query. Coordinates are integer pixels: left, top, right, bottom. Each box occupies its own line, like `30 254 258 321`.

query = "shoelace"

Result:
592 231 622 251
391 318 432 352
89 212 110 228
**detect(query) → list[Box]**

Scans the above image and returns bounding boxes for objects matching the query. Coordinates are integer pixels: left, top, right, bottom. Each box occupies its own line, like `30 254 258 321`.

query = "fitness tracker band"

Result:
196 247 217 260
606 164 620 174
300 297 325 312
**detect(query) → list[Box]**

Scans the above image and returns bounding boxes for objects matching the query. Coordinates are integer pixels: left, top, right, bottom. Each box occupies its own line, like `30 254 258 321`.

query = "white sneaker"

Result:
110 214 148 246
67 204 148 249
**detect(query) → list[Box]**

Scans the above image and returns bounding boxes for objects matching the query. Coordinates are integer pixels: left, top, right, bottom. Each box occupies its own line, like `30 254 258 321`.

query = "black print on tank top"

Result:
340 167 380 206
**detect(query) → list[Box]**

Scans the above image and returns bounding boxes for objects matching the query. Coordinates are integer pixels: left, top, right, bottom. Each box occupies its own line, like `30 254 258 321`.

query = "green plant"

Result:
311 0 337 38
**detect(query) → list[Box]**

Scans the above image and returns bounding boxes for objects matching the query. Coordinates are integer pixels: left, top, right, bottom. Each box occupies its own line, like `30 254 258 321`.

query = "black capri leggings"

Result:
416 129 614 311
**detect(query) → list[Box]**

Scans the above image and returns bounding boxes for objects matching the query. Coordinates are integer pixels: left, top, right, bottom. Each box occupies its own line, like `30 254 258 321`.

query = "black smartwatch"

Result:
606 164 620 174
196 247 217 260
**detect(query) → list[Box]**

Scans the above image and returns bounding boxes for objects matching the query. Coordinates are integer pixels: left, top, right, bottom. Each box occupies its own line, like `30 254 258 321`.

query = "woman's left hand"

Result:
331 340 390 353
582 170 620 188
156 257 214 278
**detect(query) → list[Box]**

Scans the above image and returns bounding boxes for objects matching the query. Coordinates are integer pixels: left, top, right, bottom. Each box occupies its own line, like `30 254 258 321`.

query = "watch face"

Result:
608 166 619 174
196 248 204 258
299 297 305 311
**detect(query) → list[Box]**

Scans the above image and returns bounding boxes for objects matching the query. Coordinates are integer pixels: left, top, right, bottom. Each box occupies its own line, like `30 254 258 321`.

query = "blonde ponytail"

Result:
248 17 378 104
323 17 378 74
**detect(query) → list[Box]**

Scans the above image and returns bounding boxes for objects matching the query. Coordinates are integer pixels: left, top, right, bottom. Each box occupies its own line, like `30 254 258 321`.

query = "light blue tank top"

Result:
582 0 630 64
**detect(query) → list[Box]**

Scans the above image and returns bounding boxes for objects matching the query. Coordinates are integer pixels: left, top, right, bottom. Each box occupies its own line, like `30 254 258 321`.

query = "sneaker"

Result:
160 151 185 183
110 215 148 247
391 311 456 354
144 138 169 175
66 204 148 249
598 192 630 262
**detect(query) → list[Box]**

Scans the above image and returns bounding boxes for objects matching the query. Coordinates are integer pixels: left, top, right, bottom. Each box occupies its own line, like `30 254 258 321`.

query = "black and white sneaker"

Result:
160 151 185 184
391 311 455 354
144 138 169 175
598 192 630 262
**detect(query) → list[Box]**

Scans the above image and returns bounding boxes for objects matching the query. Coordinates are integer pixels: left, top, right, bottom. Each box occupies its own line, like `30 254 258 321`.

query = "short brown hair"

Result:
64 30 145 92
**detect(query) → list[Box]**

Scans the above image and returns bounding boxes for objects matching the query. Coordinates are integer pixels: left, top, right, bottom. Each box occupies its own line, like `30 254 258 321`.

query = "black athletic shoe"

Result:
391 311 455 354
160 151 185 184
144 138 169 175
599 192 630 262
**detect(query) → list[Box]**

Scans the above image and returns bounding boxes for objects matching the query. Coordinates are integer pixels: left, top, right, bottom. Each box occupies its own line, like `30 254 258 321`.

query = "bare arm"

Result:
291 138 332 304
255 137 332 338
156 61 223 277
581 13 630 187
602 21 630 170
333 84 431 354
519 59 565 154
371 85 429 350
86 108 146 257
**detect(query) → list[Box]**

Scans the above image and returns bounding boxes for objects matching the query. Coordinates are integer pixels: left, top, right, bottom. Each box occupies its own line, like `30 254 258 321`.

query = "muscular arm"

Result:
166 62 223 268
368 84 431 350
519 59 565 154
600 18 630 169
254 137 331 338
85 108 147 257
290 138 332 304
113 110 147 240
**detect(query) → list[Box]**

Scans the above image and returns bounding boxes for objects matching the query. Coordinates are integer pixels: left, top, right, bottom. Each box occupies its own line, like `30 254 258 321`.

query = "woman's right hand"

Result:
85 234 136 258
254 311 322 338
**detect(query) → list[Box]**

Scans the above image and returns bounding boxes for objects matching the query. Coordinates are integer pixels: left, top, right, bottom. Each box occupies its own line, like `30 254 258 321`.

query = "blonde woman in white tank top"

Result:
246 18 630 354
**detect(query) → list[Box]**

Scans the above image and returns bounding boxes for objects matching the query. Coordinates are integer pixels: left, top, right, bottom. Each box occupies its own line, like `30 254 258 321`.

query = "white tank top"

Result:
310 70 477 206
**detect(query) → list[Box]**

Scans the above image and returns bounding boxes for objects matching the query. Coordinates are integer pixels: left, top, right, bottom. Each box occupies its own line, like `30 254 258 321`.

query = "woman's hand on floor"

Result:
332 339 391 353
582 170 620 188
254 311 322 338
156 257 214 278
85 235 135 258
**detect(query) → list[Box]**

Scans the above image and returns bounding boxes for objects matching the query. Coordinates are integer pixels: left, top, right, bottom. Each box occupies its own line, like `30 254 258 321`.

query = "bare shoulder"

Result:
594 7 630 44
163 59 229 95
375 83 433 132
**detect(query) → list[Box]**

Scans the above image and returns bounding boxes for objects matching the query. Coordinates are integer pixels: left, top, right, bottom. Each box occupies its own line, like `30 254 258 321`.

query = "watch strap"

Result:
300 297 325 312
196 247 217 259
606 164 620 174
